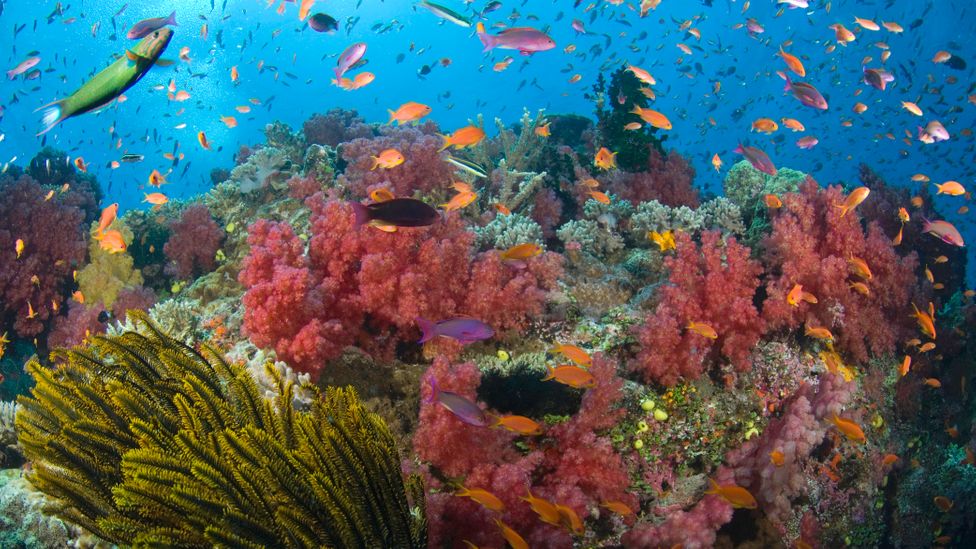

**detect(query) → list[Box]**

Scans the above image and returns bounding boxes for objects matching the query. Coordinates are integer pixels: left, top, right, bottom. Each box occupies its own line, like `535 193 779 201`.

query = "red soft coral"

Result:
0 175 88 337
633 230 765 386
761 178 919 363
163 204 224 280
606 148 699 207
335 123 454 199
239 196 562 378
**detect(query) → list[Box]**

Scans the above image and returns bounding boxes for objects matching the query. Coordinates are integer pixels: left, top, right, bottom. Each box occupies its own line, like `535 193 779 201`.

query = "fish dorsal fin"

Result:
125 50 141 62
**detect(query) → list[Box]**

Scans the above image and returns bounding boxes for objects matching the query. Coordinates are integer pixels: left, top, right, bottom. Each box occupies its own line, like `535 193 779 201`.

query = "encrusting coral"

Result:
15 312 427 548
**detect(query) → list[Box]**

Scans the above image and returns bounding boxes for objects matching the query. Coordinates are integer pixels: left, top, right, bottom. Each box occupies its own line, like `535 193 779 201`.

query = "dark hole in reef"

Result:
477 362 582 418
717 509 786 548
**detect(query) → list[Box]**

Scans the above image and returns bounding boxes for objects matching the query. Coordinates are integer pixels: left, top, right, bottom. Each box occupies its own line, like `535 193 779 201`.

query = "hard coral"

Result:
239 196 562 378
163 204 224 280
761 178 919 363
0 175 87 337
634 230 764 386
336 123 454 199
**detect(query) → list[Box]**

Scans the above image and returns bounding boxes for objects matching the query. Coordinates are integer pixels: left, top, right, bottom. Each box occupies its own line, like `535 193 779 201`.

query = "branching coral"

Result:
0 175 87 338
240 196 562 378
15 313 427 548
230 146 292 193
760 178 919 363
470 109 549 173
634 230 765 386
163 204 224 280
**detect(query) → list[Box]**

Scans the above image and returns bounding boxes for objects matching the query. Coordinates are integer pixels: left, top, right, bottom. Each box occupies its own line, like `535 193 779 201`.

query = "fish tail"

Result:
437 134 452 152
476 22 495 52
423 375 439 404
416 316 437 343
35 99 69 136
167 10 178 27
704 478 719 495
833 202 848 217
733 143 743 154
783 74 792 92
541 364 555 381
350 201 370 227
386 109 396 125
369 156 379 170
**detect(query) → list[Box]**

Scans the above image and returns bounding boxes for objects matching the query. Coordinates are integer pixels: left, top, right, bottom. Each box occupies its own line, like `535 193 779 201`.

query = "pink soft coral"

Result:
239 195 562 378
335 123 455 199
0 175 88 337
633 230 765 386
163 204 224 280
415 355 633 548
761 178 919 363
606 148 699 207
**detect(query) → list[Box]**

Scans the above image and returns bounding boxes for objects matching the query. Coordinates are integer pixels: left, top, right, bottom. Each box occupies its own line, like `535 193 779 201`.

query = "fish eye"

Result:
153 31 159 38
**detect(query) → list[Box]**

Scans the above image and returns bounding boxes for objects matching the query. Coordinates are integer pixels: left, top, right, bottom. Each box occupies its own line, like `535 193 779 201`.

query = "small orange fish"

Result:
919 342 936 353
370 149 405 170
220 116 238 128
549 344 592 367
230 65 239 82
836 186 870 217
74 157 87 172
787 283 818 306
492 414 543 435
687 321 718 339
711 153 722 172
493 203 511 216
882 453 899 466
14 238 24 259
911 303 936 339
805 325 834 341
765 194 783 208
848 256 873 280
588 190 611 204
630 106 672 130
600 500 634 517
71 290 85 303
898 355 911 377
933 496 953 512
892 225 903 246
924 378 942 388
770 450 785 466
500 243 542 261
849 282 870 296
439 125 486 151
370 188 395 203
781 117 806 132
933 181 966 196
898 207 910 223
751 117 779 134
386 101 432 125
623 122 643 131
831 414 866 443
705 478 758 509
143 192 168 205
594 147 617 170
197 131 211 150
494 519 528 549
522 490 561 526
440 191 477 212
455 486 504 512
534 122 551 137
556 503 584 535
542 364 596 389
98 229 127 254
778 46 805 77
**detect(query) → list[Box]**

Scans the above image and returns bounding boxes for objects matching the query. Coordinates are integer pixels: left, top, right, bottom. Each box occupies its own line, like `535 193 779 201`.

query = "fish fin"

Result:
350 201 370 227
424 375 439 404
34 99 68 136
386 109 396 125
416 316 437 343
167 10 178 27
369 156 379 170
733 143 743 154
154 58 176 67
541 364 555 381
783 74 792 91
437 134 451 152
704 478 720 495
125 49 140 62
476 22 495 52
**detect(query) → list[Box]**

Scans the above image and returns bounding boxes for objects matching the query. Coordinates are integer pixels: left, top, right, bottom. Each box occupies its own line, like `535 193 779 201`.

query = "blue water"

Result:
1 0 974 272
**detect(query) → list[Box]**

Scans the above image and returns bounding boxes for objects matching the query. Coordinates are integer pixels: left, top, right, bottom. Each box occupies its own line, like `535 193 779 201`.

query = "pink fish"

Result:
746 18 765 34
127 11 177 40
735 143 777 176
7 56 41 80
796 136 819 149
918 120 949 142
862 67 894 91
476 22 555 55
335 42 367 80
572 19 586 34
784 75 828 110
922 218 964 247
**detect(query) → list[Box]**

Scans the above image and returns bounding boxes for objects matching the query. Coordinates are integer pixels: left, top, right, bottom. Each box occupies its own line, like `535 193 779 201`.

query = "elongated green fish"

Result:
36 28 173 135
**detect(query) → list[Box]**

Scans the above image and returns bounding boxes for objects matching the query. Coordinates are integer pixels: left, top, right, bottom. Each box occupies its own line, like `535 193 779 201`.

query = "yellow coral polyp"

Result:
653 409 668 422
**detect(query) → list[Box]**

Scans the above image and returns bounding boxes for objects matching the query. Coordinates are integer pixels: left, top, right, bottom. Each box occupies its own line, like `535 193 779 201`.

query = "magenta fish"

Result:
425 376 488 427
784 75 828 110
862 67 894 91
335 42 367 80
417 317 494 344
796 136 819 149
476 22 555 55
735 143 777 176
922 218 964 247
127 11 177 40
571 19 586 34
746 18 765 33
7 56 41 80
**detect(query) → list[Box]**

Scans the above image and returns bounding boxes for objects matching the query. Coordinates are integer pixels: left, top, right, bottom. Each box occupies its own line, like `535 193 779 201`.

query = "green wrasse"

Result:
36 28 173 135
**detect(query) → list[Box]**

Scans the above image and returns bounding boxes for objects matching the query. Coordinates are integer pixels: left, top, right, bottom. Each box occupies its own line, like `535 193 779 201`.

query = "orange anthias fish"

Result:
197 131 211 150
143 192 168 205
386 101 432 125
556 503 584 535
770 450 785 466
911 303 937 339
898 355 911 377
626 64 656 86
370 149 405 170
882 453 900 466
600 500 634 517
439 125 486 151
831 414 866 443
847 256 873 280
836 186 870 217
14 239 24 259
687 321 718 339
933 181 966 196
149 169 166 187
779 46 806 76
649 230 676 251
765 194 783 209
588 190 611 204
494 519 528 549
98 229 127 254
492 414 543 435
751 118 779 134
805 325 834 341
711 153 722 172
534 122 551 137
705 479 758 509
787 283 818 306
455 485 505 512
370 188 395 203
630 106 672 130
440 191 477 212
500 243 542 261
96 203 119 235
549 344 592 367
594 147 617 170
542 364 596 389
522 490 562 526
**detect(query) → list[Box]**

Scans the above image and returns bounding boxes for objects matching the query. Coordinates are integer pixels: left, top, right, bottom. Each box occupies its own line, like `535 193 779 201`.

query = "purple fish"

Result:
127 11 177 40
424 376 488 427
476 22 555 55
784 75 828 110
308 13 338 33
862 67 894 91
7 56 40 80
922 218 965 247
417 317 494 344
735 143 777 176
335 42 367 80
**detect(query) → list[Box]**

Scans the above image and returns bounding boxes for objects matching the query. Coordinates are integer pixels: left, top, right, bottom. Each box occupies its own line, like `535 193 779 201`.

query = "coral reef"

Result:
606 148 700 208
16 313 427 548
76 218 143 309
230 146 293 193
634 230 764 386
0 175 88 337
163 204 224 279
302 108 374 147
